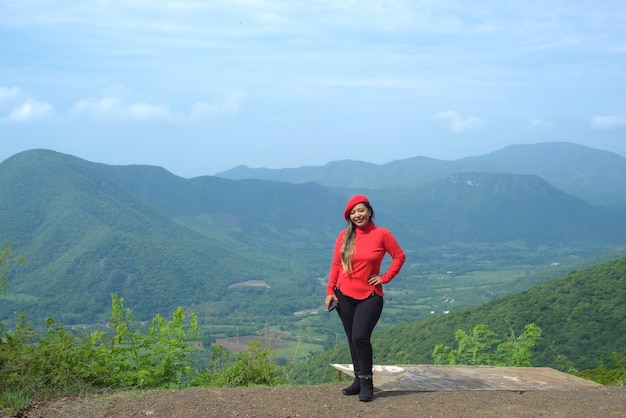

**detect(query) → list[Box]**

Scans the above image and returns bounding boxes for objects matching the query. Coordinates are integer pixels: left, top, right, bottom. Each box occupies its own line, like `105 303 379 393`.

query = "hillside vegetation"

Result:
2 247 624 415
1 144 625 415
0 150 338 326
291 254 626 383
0 144 625 375
376 254 626 370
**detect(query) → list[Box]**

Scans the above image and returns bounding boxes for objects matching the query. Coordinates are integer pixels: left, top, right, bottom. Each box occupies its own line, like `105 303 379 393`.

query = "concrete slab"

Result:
331 364 602 392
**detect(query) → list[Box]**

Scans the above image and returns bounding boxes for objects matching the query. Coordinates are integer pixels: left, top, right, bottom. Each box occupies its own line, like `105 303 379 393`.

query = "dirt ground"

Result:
14 384 626 418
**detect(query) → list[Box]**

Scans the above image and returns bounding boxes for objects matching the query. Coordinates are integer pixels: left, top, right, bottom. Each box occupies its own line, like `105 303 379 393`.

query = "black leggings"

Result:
335 289 383 377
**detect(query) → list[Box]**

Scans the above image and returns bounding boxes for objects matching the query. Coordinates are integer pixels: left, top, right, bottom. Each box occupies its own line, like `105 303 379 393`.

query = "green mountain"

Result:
217 156 460 190
106 160 626 251
458 142 626 207
217 142 626 206
375 172 626 247
1 148 625 343
373 254 626 370
98 164 342 248
0 150 342 325
294 254 626 381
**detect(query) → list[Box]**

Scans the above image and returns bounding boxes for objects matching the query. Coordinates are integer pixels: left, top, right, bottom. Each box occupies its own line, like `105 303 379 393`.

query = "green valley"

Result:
1 144 625 377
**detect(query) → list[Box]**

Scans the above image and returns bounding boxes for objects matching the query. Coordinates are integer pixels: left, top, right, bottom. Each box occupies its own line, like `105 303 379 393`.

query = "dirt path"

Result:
16 384 626 417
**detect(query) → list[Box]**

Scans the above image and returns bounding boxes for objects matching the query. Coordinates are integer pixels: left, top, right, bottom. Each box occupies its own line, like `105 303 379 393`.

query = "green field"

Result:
203 247 614 362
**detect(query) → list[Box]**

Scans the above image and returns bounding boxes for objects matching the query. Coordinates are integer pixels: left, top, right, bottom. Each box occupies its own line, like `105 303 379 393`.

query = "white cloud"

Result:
5 100 54 122
70 88 246 123
72 96 175 122
2 2 626 171
0 86 54 122
70 87 175 122
434 110 486 133
591 115 626 131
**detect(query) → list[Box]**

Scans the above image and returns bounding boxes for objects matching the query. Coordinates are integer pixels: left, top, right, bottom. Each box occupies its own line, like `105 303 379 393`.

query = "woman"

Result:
325 194 406 402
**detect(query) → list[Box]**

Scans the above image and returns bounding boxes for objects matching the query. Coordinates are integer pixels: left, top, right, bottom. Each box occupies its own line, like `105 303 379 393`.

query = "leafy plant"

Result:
576 353 626 385
87 294 199 388
194 340 286 387
0 313 93 413
1 292 290 415
0 295 201 414
432 323 542 366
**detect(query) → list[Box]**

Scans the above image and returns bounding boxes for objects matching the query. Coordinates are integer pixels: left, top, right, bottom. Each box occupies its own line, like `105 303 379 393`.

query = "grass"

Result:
275 341 325 362
0 389 33 417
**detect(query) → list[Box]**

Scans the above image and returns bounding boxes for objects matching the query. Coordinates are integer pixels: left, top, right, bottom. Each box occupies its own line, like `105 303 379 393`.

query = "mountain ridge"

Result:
216 142 626 206
0 150 329 323
1 147 625 346
378 172 626 246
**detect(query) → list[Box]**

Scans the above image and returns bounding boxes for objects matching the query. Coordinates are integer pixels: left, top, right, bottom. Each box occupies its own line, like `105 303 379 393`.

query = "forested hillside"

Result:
291 254 626 383
0 150 340 325
376 172 626 246
1 148 625 362
377 255 626 369
458 142 626 206
99 163 343 249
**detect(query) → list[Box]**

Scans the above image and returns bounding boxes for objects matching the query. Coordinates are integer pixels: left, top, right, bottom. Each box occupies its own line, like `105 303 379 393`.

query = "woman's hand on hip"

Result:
368 274 383 286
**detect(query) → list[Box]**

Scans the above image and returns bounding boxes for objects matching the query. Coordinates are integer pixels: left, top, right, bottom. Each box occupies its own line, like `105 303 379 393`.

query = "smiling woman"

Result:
325 194 406 402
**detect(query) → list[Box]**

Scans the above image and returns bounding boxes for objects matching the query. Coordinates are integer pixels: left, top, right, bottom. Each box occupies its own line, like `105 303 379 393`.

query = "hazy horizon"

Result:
2 1 625 177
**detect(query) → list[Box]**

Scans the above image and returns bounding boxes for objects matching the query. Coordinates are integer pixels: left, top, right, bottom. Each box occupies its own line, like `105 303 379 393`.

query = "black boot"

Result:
358 374 374 402
342 375 361 395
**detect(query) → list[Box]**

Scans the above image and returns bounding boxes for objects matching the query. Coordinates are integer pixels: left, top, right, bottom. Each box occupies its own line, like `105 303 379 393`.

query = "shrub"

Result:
195 341 286 387
432 323 542 366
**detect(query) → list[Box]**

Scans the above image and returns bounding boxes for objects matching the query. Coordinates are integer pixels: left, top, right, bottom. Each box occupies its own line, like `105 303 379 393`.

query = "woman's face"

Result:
349 203 371 227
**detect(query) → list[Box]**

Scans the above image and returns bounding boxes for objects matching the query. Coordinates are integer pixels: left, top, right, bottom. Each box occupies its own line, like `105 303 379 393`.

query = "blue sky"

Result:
1 1 625 178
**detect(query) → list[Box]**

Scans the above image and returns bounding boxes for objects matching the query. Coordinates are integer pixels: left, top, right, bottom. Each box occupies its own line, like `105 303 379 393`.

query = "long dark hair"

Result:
340 202 374 272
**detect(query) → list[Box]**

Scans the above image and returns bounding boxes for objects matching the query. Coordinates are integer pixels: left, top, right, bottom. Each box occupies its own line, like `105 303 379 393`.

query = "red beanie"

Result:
344 194 370 220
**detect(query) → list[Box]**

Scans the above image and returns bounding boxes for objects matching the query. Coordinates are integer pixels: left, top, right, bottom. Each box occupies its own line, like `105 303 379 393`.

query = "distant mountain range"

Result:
217 142 626 207
0 143 625 331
